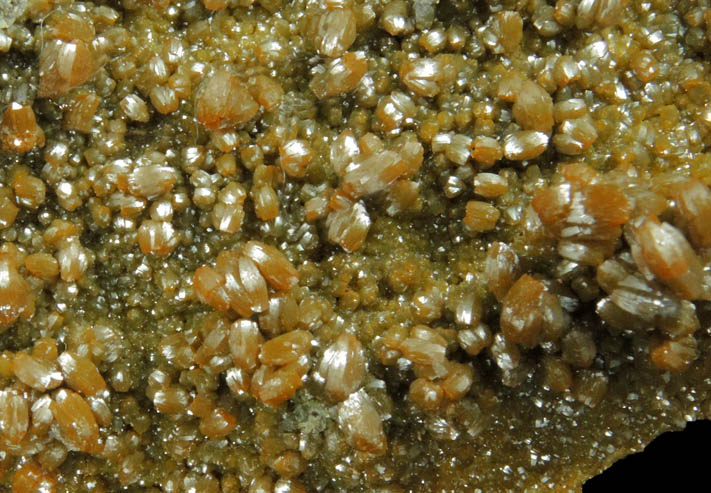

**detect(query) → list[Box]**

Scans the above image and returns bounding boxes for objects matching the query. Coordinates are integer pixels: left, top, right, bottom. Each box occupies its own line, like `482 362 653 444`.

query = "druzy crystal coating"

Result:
2 0 711 491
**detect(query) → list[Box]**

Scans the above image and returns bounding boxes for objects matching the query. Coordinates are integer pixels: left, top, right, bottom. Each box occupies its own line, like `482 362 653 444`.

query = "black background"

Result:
583 419 710 491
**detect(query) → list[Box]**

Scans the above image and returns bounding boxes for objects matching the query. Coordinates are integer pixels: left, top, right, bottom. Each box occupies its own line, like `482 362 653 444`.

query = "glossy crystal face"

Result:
1 0 711 491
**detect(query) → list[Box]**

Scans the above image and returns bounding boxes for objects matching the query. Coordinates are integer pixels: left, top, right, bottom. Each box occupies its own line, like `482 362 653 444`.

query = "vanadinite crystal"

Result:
2 0 711 491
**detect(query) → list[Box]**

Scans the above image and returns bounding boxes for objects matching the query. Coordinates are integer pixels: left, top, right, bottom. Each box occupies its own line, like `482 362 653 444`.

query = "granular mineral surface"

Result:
2 0 711 491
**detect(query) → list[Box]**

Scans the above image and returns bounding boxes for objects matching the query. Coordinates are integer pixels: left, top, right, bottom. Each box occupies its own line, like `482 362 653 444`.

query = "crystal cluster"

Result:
1 0 711 491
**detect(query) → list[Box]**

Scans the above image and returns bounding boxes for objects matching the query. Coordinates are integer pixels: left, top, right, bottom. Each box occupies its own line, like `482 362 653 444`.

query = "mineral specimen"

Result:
1 0 711 491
